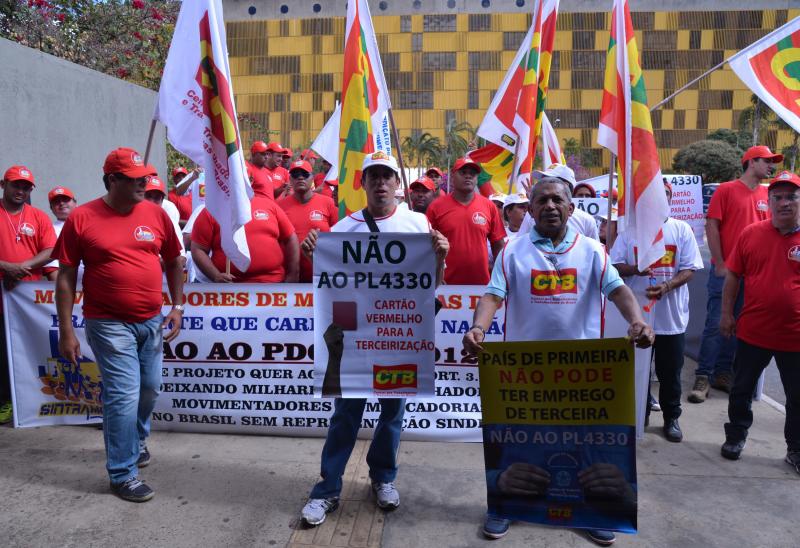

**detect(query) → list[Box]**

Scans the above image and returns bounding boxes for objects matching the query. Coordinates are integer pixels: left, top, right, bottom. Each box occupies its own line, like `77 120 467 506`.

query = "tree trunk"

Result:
792 132 799 172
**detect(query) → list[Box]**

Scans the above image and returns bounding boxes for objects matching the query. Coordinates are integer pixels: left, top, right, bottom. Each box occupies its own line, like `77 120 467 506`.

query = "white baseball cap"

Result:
361 151 400 175
489 192 507 204
533 163 577 187
503 193 529 208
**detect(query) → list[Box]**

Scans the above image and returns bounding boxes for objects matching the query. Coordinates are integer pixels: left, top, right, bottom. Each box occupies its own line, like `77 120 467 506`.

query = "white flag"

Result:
311 103 341 168
154 0 252 271
540 112 564 168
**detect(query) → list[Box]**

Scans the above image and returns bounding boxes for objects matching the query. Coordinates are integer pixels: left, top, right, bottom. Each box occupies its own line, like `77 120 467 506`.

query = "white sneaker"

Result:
301 497 339 526
371 481 400 509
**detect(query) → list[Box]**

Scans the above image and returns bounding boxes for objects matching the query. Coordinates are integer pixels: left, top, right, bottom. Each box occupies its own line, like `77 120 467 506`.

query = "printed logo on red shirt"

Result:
789 245 800 262
19 222 35 237
309 210 324 222
373 364 418 391
756 199 768 212
134 226 155 241
530 269 578 295
254 209 269 221
472 212 488 225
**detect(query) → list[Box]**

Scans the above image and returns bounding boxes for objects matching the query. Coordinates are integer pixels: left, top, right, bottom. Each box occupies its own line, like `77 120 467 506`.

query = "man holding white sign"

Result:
299 152 449 526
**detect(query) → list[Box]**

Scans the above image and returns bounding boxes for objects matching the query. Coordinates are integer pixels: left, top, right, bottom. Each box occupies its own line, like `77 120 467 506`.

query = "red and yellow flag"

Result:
338 0 392 217
729 17 800 134
469 143 515 197
597 0 669 270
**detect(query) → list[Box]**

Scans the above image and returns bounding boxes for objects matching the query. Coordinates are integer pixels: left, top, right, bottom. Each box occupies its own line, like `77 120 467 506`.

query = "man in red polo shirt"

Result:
426 157 506 284
277 160 337 282
265 141 291 199
691 145 781 403
246 141 276 199
0 165 57 424
55 147 184 502
191 194 299 283
426 167 444 195
281 147 294 170
719 170 800 474
43 185 78 280
168 167 193 224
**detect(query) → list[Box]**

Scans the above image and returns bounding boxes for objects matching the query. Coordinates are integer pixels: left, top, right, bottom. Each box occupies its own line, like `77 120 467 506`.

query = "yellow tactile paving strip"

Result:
288 440 385 548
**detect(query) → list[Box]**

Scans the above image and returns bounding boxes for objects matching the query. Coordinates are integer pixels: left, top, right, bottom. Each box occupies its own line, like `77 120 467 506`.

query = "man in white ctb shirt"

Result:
518 164 600 240
610 179 703 443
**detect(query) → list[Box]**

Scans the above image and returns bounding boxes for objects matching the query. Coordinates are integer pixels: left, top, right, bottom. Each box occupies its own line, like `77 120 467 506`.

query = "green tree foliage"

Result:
401 132 443 169
672 139 742 185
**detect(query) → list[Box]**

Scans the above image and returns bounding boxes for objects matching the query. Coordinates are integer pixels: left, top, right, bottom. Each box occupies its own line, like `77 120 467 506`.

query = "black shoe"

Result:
137 446 151 468
662 419 682 442
110 477 154 502
721 439 746 460
586 529 616 546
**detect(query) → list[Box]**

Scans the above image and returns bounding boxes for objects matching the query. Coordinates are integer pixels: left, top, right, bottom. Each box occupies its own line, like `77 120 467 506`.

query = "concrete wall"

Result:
0 38 167 216
223 0 800 20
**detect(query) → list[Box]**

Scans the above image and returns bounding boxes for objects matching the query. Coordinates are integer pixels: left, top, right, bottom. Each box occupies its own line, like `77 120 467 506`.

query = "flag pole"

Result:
388 109 411 203
649 58 729 112
143 119 158 164
606 153 617 251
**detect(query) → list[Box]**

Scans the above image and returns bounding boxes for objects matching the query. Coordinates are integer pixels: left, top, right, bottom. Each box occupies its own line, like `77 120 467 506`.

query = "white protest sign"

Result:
313 233 437 398
663 174 704 246
572 197 609 218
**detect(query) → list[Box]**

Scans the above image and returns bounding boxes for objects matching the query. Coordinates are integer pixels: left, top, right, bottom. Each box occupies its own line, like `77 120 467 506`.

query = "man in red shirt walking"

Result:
265 141 291 199
0 165 56 424
691 145 782 403
247 141 276 199
277 160 337 282
54 148 185 502
719 171 800 474
426 157 506 284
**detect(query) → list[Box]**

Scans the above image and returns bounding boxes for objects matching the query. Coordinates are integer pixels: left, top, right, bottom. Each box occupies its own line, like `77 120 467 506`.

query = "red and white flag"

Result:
729 17 800 134
540 112 565 168
598 0 669 270
154 0 252 270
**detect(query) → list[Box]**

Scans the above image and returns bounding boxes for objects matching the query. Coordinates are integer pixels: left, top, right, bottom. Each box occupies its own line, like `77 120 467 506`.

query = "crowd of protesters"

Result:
0 141 798 545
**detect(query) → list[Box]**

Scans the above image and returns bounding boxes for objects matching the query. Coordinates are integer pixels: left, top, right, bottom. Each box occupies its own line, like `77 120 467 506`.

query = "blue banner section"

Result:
483 424 637 533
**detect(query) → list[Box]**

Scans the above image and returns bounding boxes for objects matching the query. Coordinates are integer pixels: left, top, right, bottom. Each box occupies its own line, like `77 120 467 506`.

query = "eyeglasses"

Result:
290 171 310 179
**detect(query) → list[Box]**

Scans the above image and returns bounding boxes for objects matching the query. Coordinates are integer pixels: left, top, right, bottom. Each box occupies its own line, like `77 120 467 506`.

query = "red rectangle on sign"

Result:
530 268 578 295
373 364 418 391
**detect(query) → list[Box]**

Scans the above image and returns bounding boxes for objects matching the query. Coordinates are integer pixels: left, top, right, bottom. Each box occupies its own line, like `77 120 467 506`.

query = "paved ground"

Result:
1 358 797 548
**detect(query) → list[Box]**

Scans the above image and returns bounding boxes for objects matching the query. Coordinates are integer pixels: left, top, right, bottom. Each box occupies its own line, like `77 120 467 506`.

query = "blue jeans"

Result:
310 398 405 499
85 315 163 485
696 264 743 379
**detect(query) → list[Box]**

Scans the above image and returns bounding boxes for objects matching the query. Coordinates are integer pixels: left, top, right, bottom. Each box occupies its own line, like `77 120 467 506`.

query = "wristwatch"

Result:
471 325 486 337
173 304 185 313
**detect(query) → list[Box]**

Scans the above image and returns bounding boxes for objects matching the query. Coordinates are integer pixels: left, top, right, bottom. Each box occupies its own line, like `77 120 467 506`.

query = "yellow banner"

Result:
479 338 635 426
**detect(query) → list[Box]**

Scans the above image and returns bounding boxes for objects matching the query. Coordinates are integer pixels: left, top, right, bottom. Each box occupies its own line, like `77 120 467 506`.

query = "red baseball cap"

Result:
282 147 293 157
742 145 783 165
452 157 481 173
145 175 167 196
251 141 268 154
266 141 284 153
425 167 443 177
3 165 35 186
103 147 156 178
410 176 435 191
301 149 318 160
573 182 597 197
48 186 75 202
768 170 800 190
172 167 189 178
288 160 313 175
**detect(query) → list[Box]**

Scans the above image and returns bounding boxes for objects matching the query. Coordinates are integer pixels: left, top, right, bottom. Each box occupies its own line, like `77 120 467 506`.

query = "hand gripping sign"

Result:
313 233 437 398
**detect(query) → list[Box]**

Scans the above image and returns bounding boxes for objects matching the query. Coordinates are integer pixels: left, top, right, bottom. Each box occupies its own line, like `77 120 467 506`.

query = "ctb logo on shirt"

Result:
789 245 800 263
19 222 35 237
530 268 578 295
134 226 155 241
373 364 417 391
253 209 269 221
756 199 768 212
472 212 488 226
635 244 677 269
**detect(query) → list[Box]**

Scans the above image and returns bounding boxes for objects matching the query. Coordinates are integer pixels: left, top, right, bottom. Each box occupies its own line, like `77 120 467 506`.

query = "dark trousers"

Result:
725 339 800 452
648 333 685 422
